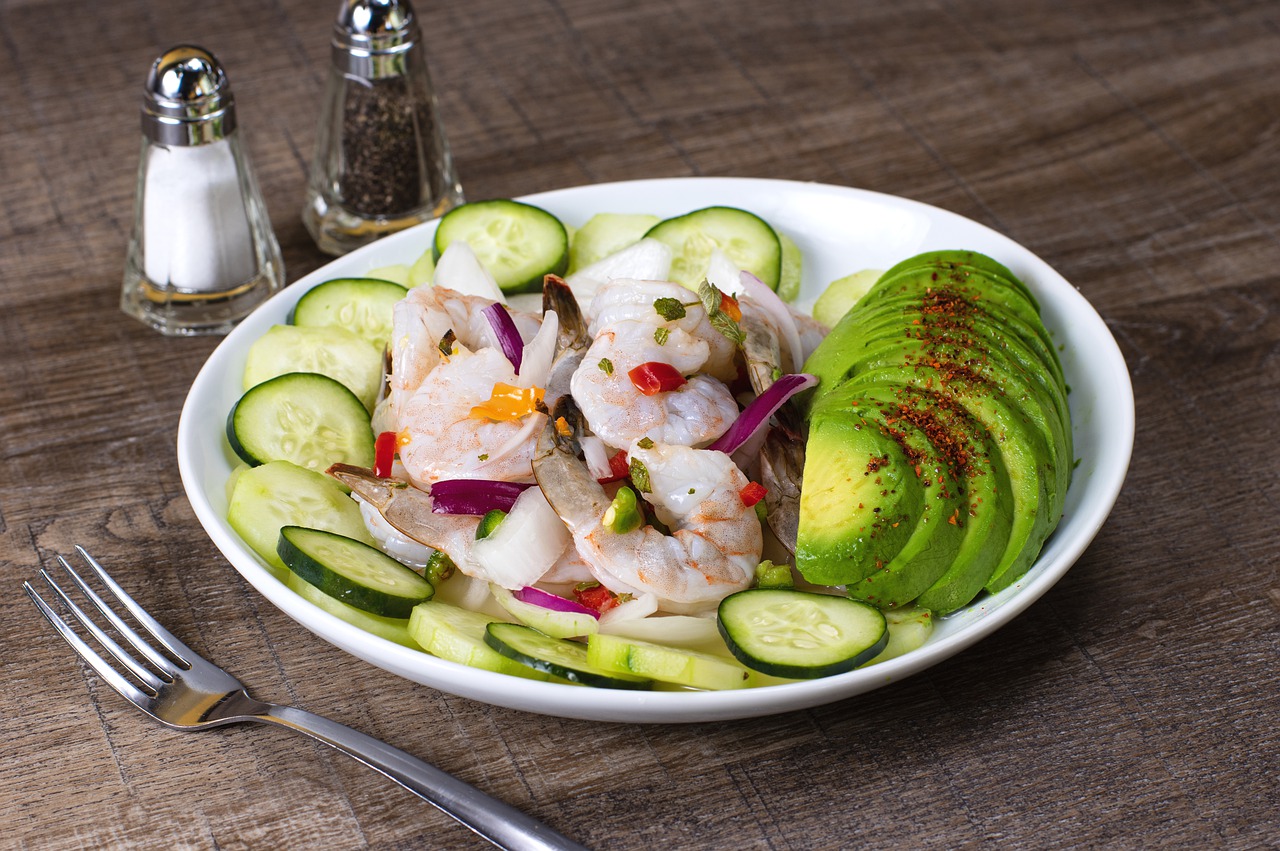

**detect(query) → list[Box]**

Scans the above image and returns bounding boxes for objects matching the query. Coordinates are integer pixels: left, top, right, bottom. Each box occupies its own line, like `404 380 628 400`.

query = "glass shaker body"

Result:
121 45 284 336
302 4 463 256
122 130 283 336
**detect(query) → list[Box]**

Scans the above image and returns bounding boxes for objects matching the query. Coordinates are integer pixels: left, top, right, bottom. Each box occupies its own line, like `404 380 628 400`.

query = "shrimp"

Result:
375 284 549 486
532 398 762 614
379 284 539 422
570 279 739 448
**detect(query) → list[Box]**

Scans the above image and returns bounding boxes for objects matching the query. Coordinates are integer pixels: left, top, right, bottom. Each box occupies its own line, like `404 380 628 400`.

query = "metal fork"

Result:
24 546 587 851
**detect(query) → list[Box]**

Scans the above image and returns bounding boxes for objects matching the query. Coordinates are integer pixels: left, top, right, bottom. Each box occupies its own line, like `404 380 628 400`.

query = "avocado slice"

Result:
872 249 1041 312
820 381 967 608
795 395 923 587
844 372 1017 613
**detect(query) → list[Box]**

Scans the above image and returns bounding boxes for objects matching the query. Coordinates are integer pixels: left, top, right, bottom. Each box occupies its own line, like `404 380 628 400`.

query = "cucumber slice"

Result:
226 372 375 471
227 460 372 573
717 589 888 679
365 264 411 285
407 248 435 286
862 605 933 666
811 269 883 328
292 278 408 349
485 623 651 689
278 527 434 618
285 570 420 649
776 232 803 302
490 585 599 639
242 324 382 411
644 206 782 291
432 199 569 295
567 212 661 272
407 601 554 681
586 632 758 690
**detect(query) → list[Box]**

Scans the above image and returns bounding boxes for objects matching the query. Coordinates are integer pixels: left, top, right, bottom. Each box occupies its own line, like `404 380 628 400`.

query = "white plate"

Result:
178 177 1134 723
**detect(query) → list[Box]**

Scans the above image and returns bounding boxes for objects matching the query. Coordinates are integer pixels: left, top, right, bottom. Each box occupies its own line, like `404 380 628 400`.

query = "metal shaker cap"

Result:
332 0 420 77
141 45 237 146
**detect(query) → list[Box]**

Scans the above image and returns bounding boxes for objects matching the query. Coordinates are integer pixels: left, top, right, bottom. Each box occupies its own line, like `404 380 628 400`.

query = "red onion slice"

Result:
430 478 534 515
709 372 818 456
483 302 524 373
514 585 601 619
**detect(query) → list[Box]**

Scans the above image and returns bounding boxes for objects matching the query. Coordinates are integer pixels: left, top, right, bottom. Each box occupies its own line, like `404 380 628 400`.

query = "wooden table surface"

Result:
3 0 1277 847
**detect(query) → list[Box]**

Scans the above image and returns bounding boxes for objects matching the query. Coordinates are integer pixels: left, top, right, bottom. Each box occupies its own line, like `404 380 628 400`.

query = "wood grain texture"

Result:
1 0 1276 848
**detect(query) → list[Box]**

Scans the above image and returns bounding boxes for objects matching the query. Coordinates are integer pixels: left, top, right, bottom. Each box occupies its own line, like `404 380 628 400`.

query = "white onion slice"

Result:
433 241 506 304
566 238 672 302
470 487 571 589
598 613 721 648
707 247 745 296
597 592 659 625
579 434 613 481
516 309 557 389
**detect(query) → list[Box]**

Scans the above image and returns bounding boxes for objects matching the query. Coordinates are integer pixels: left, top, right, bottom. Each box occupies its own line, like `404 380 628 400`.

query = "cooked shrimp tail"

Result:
532 397 612 533
326 463 478 559
543 274 589 353
542 275 591 406
759 428 804 555
741 309 783 395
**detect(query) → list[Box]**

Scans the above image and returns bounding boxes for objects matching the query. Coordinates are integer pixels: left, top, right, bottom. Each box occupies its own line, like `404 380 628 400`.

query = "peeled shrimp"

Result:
532 400 762 614
376 284 549 486
570 279 739 448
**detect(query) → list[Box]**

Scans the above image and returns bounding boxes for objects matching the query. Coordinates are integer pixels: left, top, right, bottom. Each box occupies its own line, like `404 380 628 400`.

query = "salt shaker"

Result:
302 0 463 255
121 46 284 336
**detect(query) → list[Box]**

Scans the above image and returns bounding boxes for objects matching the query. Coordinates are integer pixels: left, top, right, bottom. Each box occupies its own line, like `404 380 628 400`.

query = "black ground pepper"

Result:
339 76 445 217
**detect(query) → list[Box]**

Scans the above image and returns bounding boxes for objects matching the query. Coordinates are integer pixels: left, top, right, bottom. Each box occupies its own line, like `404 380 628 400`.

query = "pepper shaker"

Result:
121 46 284 336
303 0 463 255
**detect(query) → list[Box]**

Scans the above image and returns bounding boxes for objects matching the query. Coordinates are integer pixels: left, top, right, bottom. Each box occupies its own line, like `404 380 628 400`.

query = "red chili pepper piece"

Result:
597 449 630 484
573 583 621 614
739 481 768 507
374 431 398 478
628 362 687 396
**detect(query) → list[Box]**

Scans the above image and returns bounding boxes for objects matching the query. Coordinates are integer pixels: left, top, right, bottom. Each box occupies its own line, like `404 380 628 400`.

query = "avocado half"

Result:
795 250 1071 614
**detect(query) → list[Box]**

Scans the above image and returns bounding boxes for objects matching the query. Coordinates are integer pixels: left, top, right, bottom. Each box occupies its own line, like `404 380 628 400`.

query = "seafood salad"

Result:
224 200 1067 690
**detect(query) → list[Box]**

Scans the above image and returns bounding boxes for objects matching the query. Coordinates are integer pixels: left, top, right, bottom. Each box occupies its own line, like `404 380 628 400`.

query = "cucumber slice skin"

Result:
717 589 889 679
278 526 434 618
644 206 782 290
484 623 651 690
226 372 375 472
432 199 569 295
291 278 408 349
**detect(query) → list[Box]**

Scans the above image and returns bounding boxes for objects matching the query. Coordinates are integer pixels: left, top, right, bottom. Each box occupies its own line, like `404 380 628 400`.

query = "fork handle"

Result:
253 704 588 851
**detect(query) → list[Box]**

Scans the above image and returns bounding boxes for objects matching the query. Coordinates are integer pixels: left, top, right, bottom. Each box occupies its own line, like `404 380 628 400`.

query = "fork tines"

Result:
24 546 187 702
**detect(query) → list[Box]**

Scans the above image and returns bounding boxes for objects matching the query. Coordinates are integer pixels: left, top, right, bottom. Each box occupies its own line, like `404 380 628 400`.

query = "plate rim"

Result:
177 176 1135 723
